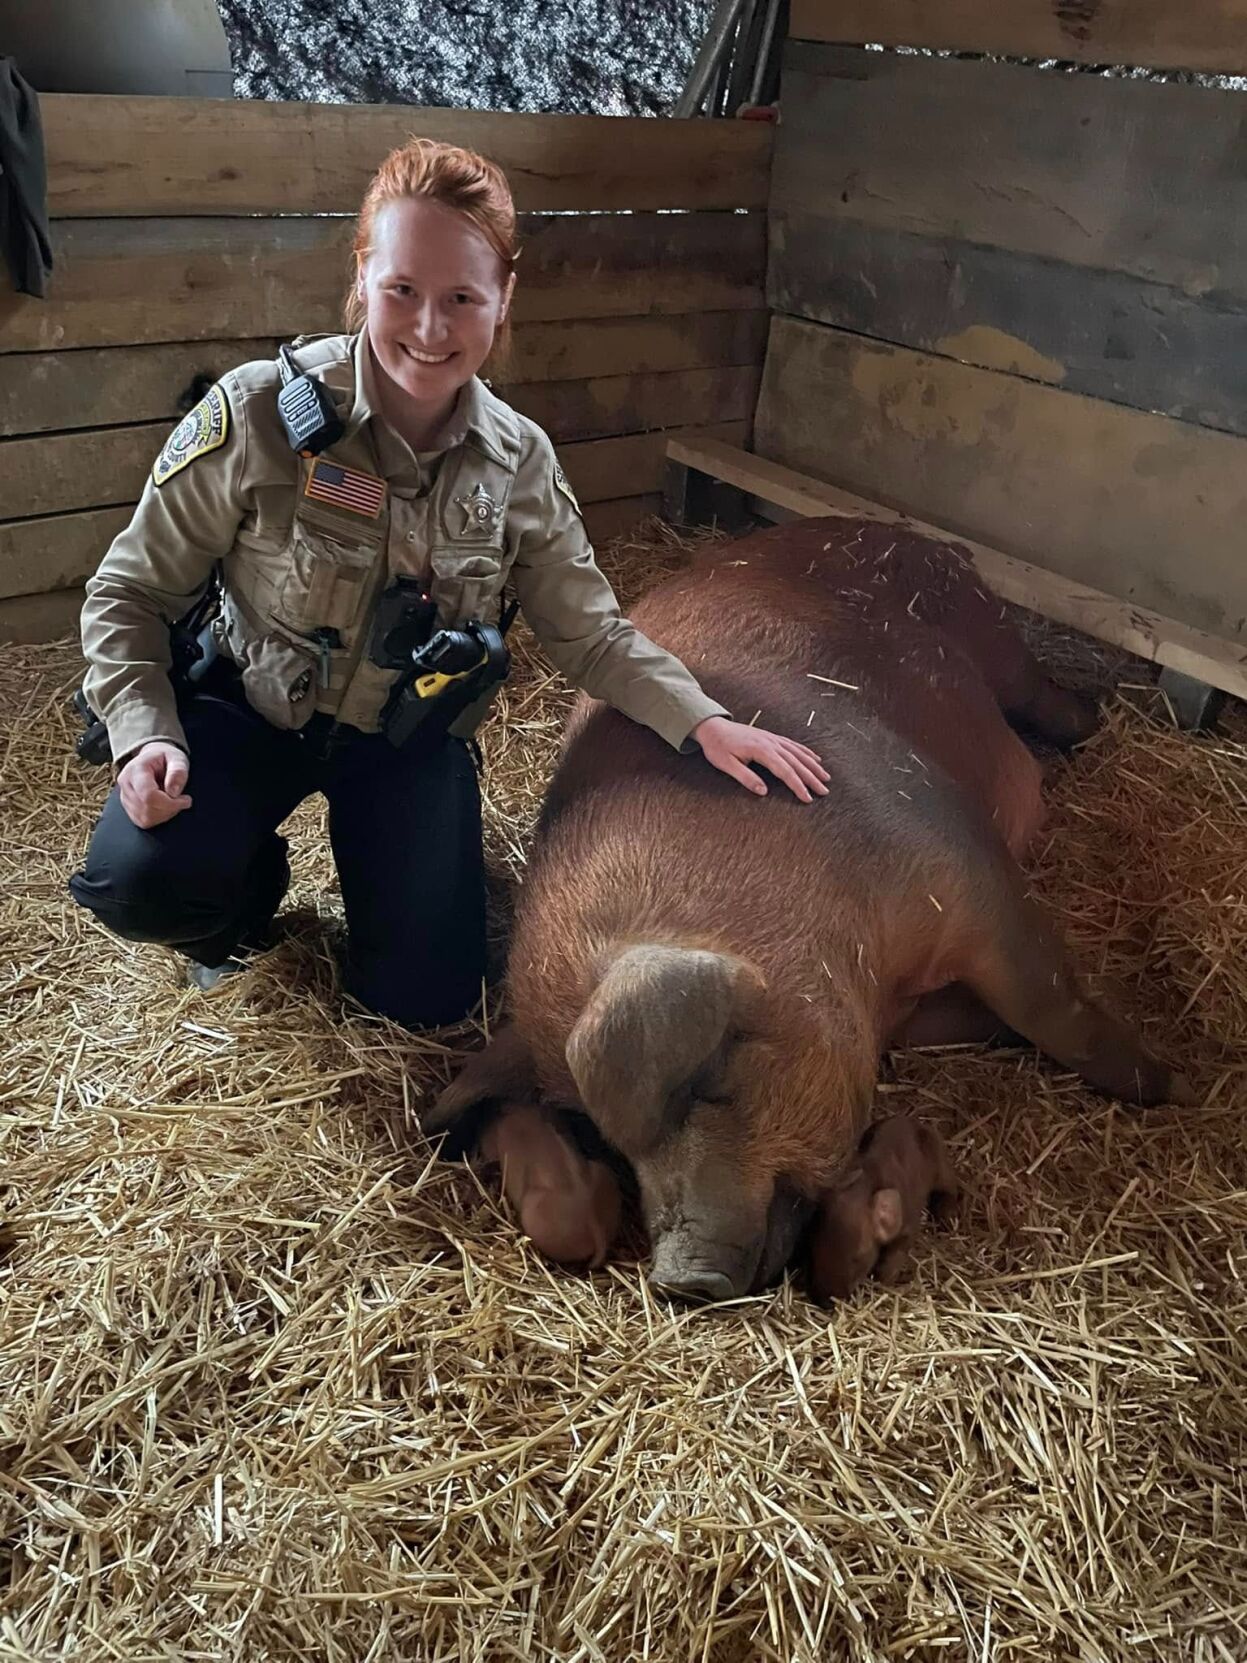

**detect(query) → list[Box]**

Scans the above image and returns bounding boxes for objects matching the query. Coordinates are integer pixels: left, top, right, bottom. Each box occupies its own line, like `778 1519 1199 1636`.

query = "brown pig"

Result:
428 517 1191 1303
479 1105 622 1268
808 1114 959 1303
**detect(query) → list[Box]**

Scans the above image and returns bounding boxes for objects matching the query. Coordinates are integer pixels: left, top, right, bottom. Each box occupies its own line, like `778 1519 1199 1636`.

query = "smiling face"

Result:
357 194 514 438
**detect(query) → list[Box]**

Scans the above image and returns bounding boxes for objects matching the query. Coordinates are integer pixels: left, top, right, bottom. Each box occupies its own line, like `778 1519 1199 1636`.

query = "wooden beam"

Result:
768 213 1247 440
789 0 1247 76
0 372 756 524
771 46 1247 301
40 95 773 217
0 422 750 604
1 314 769 440
755 316 1247 647
514 366 760 447
503 312 769 402
0 506 132 600
0 339 278 439
1 424 166 521
0 212 766 354
559 421 747 506
665 433 1247 702
0 586 85 644
582 496 664 547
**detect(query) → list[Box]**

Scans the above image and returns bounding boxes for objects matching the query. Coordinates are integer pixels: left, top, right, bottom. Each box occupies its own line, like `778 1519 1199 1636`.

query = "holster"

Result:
381 619 512 752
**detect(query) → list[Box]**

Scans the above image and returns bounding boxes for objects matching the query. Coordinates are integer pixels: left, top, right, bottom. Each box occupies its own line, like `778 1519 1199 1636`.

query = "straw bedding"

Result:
1 522 1244 1662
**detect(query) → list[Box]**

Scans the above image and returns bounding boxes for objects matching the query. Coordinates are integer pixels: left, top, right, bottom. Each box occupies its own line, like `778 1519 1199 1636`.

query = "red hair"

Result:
345 137 519 367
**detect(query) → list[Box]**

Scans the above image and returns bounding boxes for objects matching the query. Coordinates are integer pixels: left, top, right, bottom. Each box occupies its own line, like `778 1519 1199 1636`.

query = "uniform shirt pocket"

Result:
430 551 505 628
279 523 377 633
239 635 318 730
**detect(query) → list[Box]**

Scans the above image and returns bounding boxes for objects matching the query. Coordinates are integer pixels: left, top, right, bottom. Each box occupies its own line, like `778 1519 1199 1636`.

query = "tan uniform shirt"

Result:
81 331 729 763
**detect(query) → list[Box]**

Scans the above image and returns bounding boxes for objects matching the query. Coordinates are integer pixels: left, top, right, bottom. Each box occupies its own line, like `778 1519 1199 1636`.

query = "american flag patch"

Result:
304 459 386 518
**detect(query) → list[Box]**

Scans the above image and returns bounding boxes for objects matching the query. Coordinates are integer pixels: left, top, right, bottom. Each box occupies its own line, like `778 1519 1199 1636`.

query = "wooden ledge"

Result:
665 433 1247 704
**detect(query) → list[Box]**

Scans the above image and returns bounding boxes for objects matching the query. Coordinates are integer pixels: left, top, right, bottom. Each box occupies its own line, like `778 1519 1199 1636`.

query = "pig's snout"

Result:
651 1264 739 1304
648 1228 762 1304
649 1181 818 1303
648 1217 768 1303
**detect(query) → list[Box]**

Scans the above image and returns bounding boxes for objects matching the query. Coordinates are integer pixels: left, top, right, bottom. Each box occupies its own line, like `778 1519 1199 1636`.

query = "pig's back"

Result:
553 518 1041 857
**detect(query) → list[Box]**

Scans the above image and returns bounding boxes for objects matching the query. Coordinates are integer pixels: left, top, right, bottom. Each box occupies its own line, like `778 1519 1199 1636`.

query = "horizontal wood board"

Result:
1 212 767 355
0 364 757 522
668 432 1247 699
0 492 664 642
513 366 760 448
0 422 748 601
789 0 1247 75
771 46 1247 302
754 316 1247 644
40 95 773 216
1 338 280 440
0 507 133 602
0 587 87 645
580 495 665 548
769 213 1247 438
1 313 768 440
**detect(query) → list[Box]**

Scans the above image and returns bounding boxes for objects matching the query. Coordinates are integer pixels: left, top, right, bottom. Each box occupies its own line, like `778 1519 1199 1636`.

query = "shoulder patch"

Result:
152 385 230 486
553 459 580 514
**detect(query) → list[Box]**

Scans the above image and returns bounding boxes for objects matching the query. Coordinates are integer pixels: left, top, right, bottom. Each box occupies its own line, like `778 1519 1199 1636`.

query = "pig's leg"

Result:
892 983 1019 1047
938 560 1100 748
960 881 1192 1107
1003 671 1101 751
874 1235 915 1286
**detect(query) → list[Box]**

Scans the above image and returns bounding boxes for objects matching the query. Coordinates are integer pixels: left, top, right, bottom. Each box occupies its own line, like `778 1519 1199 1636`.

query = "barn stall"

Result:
2 4 1246 1657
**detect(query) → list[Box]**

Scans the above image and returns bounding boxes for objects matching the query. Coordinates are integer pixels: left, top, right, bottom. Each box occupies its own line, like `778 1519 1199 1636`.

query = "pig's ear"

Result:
870 1187 905 1244
566 944 756 1156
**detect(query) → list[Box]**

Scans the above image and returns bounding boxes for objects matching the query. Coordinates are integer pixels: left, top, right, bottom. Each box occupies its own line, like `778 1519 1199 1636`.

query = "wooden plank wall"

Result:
788 0 1247 75
759 21 1247 647
0 97 772 641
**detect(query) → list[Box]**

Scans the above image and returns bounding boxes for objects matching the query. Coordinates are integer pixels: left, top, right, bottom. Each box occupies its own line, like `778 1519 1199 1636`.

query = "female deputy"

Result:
69 140 828 1028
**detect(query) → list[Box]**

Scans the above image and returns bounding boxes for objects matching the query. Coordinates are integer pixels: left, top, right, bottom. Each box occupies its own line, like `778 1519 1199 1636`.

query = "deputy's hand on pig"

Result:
692 715 829 803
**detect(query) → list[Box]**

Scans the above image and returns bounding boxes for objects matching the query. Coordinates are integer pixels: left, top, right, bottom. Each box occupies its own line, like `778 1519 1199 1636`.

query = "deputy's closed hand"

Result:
691 716 830 803
118 741 193 829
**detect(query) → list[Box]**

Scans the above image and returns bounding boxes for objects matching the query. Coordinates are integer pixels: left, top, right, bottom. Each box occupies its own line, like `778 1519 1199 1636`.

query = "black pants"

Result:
68 683 486 1029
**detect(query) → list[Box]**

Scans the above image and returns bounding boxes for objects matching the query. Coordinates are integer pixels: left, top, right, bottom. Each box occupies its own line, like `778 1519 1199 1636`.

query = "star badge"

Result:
454 483 500 536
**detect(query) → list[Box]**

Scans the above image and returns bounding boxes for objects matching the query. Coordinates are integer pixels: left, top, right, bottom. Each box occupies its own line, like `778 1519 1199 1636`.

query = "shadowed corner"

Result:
753 1179 818 1290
